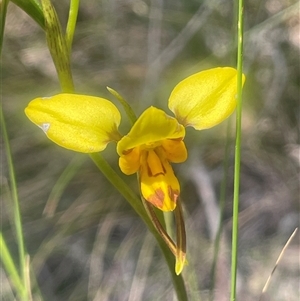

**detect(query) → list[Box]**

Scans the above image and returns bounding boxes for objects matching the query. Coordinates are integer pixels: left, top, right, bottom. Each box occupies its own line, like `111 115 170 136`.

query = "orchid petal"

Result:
119 147 141 175
25 93 121 153
140 150 179 211
161 139 187 163
117 106 185 155
168 67 245 130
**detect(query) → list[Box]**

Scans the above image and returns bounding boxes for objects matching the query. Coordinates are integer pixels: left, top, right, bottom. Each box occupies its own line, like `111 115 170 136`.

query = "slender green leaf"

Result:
0 232 25 297
11 0 45 29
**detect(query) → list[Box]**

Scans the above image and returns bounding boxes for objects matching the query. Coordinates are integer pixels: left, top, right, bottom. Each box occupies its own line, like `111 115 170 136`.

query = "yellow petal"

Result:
168 67 246 130
119 147 141 175
140 150 180 212
161 139 187 163
25 93 121 153
117 106 185 156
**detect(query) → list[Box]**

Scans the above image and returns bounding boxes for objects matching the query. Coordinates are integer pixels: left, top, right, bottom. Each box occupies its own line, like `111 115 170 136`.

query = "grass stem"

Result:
230 0 244 300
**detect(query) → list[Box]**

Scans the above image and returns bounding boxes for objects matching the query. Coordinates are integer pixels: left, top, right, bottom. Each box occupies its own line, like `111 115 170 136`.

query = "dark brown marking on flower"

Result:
147 165 165 177
148 188 164 209
146 150 166 177
122 148 133 155
168 185 179 204
160 157 167 174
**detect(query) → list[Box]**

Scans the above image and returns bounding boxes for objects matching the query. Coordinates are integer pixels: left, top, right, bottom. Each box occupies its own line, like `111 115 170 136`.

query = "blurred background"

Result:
1 0 299 300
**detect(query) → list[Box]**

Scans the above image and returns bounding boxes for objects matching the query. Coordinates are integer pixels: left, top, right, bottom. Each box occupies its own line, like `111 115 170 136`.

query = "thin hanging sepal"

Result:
174 198 187 275
141 197 177 256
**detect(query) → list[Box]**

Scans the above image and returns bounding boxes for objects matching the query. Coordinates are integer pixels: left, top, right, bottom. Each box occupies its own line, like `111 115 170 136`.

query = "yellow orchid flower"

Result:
25 67 245 212
117 107 187 211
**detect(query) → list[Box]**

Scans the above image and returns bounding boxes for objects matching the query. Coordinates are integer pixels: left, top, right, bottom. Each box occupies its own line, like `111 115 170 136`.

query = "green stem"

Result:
230 0 244 300
0 232 25 297
1 106 28 300
66 0 80 53
89 153 188 301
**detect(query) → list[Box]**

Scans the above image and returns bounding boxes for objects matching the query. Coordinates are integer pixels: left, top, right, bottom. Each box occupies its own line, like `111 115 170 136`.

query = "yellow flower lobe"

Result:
25 93 121 153
168 67 245 130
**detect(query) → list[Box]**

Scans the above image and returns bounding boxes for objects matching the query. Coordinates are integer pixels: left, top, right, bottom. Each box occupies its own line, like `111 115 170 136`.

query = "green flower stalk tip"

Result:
25 67 245 273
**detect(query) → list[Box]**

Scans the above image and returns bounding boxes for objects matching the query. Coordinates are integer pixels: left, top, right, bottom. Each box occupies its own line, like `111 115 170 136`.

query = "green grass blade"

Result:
0 232 25 297
11 0 45 29
230 0 245 300
65 0 80 52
